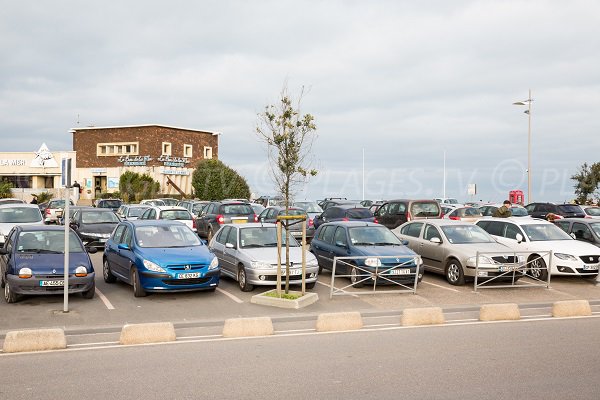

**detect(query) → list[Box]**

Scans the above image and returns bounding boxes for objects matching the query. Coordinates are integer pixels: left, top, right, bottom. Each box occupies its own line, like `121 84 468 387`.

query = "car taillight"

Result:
373 218 379 224
449 216 460 220
342 217 349 221
192 217 197 229
585 215 592 219
308 218 314 227
253 214 258 222
45 209 51 216
216 214 224 224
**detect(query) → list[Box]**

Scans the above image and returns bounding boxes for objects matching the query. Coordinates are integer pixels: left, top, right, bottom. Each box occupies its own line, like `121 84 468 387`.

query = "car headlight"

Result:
209 257 219 270
468 255 494 265
143 259 166 272
365 257 382 267
306 259 318 267
250 261 272 269
18 267 32 279
75 266 88 277
554 253 578 261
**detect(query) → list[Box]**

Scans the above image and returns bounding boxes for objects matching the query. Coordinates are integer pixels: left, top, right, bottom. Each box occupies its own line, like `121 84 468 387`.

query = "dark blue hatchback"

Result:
310 221 423 287
103 220 220 297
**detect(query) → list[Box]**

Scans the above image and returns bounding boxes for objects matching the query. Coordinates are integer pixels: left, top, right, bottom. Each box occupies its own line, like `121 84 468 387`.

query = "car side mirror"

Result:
335 240 347 248
86 246 98 254
401 239 409 246
0 247 8 255
117 243 130 250
200 239 208 245
225 242 235 249
570 233 576 240
430 237 442 244
515 233 524 243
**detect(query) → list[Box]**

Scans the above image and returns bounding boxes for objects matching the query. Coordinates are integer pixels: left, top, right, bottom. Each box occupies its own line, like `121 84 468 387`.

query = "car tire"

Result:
445 259 465 285
238 265 254 292
207 227 214 242
103 258 117 283
305 281 316 289
4 280 20 303
528 255 548 281
349 265 364 288
132 267 147 297
82 282 95 299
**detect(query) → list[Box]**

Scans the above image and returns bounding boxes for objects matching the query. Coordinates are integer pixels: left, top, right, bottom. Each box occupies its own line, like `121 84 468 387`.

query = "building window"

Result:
184 144 193 158
204 146 213 159
97 142 139 157
162 142 172 156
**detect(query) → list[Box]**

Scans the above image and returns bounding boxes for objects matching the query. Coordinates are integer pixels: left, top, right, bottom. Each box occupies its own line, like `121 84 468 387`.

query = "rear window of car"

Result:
220 204 254 215
345 208 372 218
459 207 482 217
557 205 583 213
0 207 42 223
410 202 440 217
585 207 600 216
81 211 120 224
99 200 122 208
160 210 192 220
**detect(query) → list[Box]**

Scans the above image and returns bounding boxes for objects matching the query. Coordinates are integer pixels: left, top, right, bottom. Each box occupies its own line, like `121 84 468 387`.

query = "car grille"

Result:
168 263 207 271
263 273 312 282
579 255 600 264
163 277 212 285
492 256 519 263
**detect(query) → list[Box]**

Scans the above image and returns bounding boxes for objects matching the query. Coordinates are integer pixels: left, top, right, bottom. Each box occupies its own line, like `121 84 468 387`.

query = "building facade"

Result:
72 124 219 201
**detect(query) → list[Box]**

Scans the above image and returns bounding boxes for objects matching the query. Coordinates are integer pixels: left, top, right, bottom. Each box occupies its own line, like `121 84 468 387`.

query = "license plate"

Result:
291 231 302 235
477 271 488 277
232 219 247 224
388 269 411 275
280 268 302 276
583 264 599 270
40 280 64 287
499 265 519 272
178 272 201 279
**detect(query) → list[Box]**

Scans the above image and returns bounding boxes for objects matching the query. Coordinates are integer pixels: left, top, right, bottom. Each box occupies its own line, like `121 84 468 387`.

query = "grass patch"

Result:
263 291 301 300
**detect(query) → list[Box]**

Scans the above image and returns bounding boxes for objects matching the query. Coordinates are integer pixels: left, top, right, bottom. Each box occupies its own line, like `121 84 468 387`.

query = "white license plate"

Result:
40 280 64 287
388 269 411 275
583 264 599 270
291 231 302 236
499 265 519 272
477 271 488 277
281 268 302 276
178 272 201 279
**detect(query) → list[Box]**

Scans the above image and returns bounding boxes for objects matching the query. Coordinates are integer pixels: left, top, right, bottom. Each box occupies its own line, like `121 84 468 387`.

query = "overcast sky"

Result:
1 1 599 202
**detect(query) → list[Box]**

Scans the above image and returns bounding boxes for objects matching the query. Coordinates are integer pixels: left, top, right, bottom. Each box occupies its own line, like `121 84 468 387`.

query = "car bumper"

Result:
466 263 527 279
246 265 320 286
139 268 221 292
7 273 96 295
78 235 109 248
549 259 599 277
352 265 423 284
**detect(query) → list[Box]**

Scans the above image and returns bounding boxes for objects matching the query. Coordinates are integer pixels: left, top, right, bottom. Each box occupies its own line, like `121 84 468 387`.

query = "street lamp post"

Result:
513 89 533 204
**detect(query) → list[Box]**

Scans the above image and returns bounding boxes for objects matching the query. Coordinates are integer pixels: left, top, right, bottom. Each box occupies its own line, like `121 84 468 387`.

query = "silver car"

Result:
208 223 319 291
394 219 524 285
0 204 44 245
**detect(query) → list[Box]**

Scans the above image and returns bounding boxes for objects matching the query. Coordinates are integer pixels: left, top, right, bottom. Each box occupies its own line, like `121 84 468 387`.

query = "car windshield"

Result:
0 207 42 223
585 207 600 216
221 204 253 215
239 227 299 248
348 226 402 245
522 224 573 241
17 231 85 253
410 202 440 217
441 225 495 244
510 207 528 216
557 204 583 213
81 211 120 224
99 200 121 208
345 208 372 218
293 202 323 213
160 210 192 220
135 224 200 248
590 223 600 237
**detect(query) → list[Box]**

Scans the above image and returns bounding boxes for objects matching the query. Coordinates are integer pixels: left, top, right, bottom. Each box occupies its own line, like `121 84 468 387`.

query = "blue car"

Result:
0 225 97 303
103 220 220 297
310 221 423 287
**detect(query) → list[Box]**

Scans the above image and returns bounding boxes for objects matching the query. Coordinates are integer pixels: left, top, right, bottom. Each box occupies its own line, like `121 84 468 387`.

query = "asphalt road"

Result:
1 317 600 400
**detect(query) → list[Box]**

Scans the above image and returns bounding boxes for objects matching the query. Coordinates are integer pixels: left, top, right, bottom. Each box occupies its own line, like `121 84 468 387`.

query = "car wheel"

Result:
82 282 95 299
445 259 465 285
349 265 364 288
4 279 20 303
132 267 147 297
528 255 548 281
305 281 316 290
207 227 214 242
238 265 254 292
103 258 117 283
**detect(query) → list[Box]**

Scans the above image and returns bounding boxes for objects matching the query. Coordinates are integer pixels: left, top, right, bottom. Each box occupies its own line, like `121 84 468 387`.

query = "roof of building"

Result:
69 124 220 135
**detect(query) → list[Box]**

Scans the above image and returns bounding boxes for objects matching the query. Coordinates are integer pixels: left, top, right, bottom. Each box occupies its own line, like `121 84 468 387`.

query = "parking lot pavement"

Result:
2 251 600 339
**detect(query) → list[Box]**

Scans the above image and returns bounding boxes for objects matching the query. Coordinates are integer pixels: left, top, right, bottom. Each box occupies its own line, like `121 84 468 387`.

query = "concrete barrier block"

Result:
479 303 521 321
401 307 445 326
552 300 592 318
315 312 363 332
222 317 274 338
119 322 176 345
3 328 67 353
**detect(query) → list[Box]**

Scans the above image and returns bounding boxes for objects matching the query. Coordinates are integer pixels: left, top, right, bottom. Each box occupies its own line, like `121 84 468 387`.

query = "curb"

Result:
222 317 274 338
315 312 363 332
119 322 176 345
401 307 445 326
3 328 67 353
479 303 521 321
552 300 592 318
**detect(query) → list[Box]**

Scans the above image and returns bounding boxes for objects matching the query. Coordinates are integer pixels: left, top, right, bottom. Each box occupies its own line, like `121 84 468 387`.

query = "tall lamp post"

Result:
513 89 533 204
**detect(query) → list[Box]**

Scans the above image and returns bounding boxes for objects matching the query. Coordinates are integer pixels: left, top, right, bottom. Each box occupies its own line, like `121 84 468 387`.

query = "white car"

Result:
476 217 600 280
581 205 600 220
0 204 44 245
138 206 197 232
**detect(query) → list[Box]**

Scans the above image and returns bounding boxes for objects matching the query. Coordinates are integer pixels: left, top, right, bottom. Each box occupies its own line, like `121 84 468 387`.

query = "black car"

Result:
258 206 316 242
553 218 600 247
95 199 123 212
312 205 375 229
69 208 121 248
196 201 257 241
374 199 442 230
525 202 585 220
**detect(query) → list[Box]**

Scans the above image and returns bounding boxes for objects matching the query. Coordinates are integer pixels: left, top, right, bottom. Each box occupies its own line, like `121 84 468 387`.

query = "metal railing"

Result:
329 255 422 299
473 250 553 291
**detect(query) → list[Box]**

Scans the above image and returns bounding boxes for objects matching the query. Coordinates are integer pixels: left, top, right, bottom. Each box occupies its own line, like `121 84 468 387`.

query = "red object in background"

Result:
509 190 524 205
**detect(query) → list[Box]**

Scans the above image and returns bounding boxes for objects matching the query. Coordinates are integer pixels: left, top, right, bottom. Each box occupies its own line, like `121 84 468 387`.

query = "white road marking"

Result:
420 280 461 292
96 288 115 310
216 287 244 303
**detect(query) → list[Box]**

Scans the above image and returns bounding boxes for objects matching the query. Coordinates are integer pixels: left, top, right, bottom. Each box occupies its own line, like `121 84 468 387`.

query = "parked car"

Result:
140 199 166 206
0 198 26 205
157 198 179 206
103 220 220 297
139 206 197 232
434 198 461 206
319 199 359 211
58 205 90 225
479 204 530 218
292 201 324 224
581 206 600 219
177 200 210 216
258 206 316 242
313 205 375 229
1 225 97 303
443 207 483 222
95 198 123 211
553 218 600 248
250 203 266 215
0 204 45 245
395 219 525 285
43 199 74 224
208 223 318 291
368 202 387 215
375 199 442 230
69 208 121 249
116 204 151 221
197 201 257 241
525 202 585 220
476 217 600 280
310 221 423 287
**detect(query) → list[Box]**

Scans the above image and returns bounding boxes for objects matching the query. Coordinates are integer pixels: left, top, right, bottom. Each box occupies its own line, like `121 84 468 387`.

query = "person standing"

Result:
492 200 512 218
30 194 38 204
72 181 81 205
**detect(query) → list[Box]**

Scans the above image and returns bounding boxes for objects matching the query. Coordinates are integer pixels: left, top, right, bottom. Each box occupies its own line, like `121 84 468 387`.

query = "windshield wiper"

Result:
243 244 265 248
374 242 400 246
353 242 374 246
37 249 63 254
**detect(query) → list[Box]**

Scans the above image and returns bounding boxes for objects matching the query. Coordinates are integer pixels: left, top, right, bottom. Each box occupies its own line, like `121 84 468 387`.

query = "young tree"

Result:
256 86 318 294
191 159 251 201
572 162 600 204
0 180 13 198
119 171 160 202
